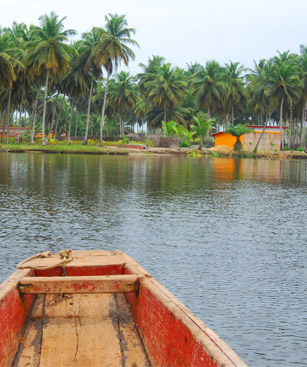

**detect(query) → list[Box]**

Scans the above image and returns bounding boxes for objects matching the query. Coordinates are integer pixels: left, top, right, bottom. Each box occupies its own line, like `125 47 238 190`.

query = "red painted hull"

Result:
0 250 247 367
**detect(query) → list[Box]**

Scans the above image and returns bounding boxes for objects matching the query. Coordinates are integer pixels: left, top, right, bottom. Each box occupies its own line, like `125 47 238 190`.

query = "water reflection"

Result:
0 153 306 367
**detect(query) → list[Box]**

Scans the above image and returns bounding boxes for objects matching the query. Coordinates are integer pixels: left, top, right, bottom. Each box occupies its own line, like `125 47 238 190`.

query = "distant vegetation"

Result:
0 12 306 149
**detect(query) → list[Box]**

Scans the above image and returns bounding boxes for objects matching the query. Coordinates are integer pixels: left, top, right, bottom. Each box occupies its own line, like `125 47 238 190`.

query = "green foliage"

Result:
161 120 177 137
190 116 214 149
122 137 130 144
297 147 304 152
180 140 190 148
225 123 253 138
187 149 201 158
174 124 186 140
209 150 220 157
146 139 153 147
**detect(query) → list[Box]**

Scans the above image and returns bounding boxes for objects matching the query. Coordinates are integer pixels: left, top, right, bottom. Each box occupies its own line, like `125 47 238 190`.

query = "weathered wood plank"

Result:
19 275 140 294
12 295 45 367
39 294 123 367
115 293 151 367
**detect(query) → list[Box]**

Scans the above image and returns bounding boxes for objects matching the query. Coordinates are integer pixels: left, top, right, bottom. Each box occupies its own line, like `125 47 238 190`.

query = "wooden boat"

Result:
124 144 147 149
0 250 247 367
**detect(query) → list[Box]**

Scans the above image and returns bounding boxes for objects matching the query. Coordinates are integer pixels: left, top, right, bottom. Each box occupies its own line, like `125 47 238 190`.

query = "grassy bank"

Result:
0 143 129 155
1 142 306 159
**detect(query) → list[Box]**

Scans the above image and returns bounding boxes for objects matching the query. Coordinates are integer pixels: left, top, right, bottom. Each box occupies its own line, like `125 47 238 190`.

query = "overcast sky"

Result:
1 0 307 75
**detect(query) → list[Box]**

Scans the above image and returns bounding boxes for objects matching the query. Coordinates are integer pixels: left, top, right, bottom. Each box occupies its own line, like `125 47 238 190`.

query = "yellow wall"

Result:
214 133 244 149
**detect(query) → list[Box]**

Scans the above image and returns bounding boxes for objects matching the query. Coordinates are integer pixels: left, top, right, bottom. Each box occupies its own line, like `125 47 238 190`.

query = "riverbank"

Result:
0 143 128 155
0 142 306 159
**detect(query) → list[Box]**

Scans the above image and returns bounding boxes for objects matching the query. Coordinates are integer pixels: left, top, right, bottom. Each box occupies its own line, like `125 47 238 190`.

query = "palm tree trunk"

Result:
253 110 273 153
54 95 65 140
99 69 111 147
260 101 263 125
45 92 59 144
280 97 284 150
120 116 123 136
90 114 93 137
301 102 307 149
67 99 74 145
0 110 5 142
16 80 25 144
74 108 79 137
31 84 41 145
231 105 234 124
164 108 167 122
6 89 12 143
207 107 211 119
83 75 94 145
42 70 49 146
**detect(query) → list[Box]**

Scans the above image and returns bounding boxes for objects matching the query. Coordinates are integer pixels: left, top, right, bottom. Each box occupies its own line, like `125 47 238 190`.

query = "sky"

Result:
1 0 307 75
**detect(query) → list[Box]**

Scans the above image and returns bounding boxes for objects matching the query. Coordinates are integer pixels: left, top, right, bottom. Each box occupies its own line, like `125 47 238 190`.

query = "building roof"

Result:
212 126 288 137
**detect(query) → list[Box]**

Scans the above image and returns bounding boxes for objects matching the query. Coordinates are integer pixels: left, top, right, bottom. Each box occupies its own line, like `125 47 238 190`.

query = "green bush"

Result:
297 147 305 152
188 150 201 158
180 140 190 148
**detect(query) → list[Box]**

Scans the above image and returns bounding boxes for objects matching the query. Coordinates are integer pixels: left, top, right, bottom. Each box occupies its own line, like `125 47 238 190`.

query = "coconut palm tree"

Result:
27 12 76 145
143 63 187 125
266 56 301 149
108 71 138 136
74 29 102 145
93 14 139 146
191 117 214 150
161 120 177 137
223 62 247 124
194 60 226 119
298 51 307 148
225 123 254 150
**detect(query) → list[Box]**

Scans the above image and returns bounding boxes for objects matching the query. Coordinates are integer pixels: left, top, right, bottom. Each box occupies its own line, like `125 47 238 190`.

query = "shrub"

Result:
297 147 304 152
188 150 201 158
180 140 190 148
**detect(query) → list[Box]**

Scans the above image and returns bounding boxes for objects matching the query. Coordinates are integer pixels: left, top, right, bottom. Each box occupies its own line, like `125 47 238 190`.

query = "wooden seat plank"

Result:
19 275 140 294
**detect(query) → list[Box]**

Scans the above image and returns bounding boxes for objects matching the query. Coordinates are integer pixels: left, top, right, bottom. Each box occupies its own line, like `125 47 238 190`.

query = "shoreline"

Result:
0 143 306 159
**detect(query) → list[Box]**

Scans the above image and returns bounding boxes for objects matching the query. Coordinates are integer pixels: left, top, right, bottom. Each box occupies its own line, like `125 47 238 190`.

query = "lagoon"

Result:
0 153 306 366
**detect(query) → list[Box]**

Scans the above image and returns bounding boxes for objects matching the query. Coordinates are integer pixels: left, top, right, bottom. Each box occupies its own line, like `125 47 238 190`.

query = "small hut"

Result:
212 126 288 150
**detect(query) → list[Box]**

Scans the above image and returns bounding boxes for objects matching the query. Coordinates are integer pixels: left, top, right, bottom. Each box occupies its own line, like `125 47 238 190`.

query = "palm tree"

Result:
161 120 177 137
191 117 214 150
225 123 253 150
266 56 301 149
74 29 102 145
93 14 139 146
194 60 226 119
144 63 187 124
298 51 307 148
27 12 76 145
0 33 18 142
108 71 138 136
223 62 247 124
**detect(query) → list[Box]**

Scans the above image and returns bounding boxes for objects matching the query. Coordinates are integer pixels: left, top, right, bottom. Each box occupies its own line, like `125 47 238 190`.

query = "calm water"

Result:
0 153 306 367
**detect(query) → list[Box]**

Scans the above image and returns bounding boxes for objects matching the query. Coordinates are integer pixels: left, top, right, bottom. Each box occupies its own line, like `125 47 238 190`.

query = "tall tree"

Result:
93 14 139 146
223 62 247 124
27 12 76 145
108 71 138 136
266 56 301 149
194 60 226 119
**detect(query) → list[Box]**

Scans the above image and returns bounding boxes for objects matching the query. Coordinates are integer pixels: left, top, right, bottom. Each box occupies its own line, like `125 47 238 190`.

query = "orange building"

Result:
0 126 28 139
212 126 288 150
